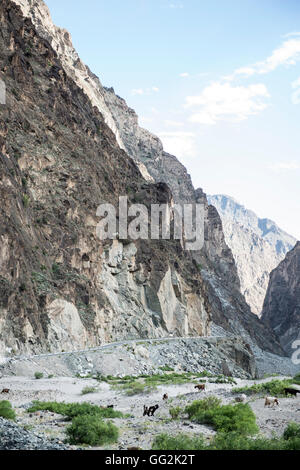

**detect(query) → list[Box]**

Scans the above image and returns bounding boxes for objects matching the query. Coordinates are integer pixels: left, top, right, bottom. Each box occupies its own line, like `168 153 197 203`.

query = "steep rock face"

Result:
208 195 297 315
3 0 284 357
0 0 211 357
261 242 300 354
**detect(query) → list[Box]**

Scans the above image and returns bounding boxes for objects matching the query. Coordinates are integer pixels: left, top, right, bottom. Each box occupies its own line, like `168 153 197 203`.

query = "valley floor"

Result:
0 375 299 450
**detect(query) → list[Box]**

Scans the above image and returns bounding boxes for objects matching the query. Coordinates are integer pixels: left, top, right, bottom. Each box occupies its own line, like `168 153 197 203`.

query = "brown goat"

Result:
1 389 10 394
264 396 279 407
194 384 205 391
163 393 168 400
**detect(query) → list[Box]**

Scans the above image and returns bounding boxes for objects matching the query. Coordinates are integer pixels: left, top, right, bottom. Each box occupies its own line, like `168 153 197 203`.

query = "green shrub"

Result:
67 415 119 446
81 386 97 395
22 194 30 208
27 401 124 419
34 372 43 380
152 433 206 450
283 422 300 440
152 425 300 450
233 379 293 397
185 398 258 436
169 406 181 420
0 401 16 420
185 396 222 418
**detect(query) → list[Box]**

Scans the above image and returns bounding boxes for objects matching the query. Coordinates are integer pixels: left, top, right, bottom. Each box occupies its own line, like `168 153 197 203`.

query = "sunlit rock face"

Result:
208 194 297 316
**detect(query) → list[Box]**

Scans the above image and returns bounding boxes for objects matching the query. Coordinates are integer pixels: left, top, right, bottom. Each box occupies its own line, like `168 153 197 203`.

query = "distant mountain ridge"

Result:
262 242 300 354
208 194 297 315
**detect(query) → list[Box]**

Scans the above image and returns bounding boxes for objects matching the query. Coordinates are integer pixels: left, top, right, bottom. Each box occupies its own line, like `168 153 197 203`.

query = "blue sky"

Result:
47 0 300 239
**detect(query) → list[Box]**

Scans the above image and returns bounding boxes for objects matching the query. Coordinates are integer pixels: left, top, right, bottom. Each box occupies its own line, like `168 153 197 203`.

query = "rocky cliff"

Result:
262 242 300 354
208 195 297 315
0 0 211 357
0 0 284 359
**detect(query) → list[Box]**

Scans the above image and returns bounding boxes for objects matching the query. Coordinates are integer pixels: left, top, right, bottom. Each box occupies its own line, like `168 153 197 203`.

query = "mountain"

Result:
262 242 300 354
0 0 284 361
208 195 297 315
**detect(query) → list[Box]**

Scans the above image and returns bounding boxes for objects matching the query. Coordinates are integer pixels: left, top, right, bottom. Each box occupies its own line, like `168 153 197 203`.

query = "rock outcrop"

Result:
208 194 296 315
0 0 284 360
262 242 300 355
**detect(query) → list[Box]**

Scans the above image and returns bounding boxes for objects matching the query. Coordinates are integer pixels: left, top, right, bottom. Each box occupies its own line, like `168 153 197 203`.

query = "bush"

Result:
81 386 97 395
169 406 181 420
208 403 258 435
34 372 43 380
233 379 293 397
67 414 119 446
185 398 258 436
185 396 222 418
27 401 124 419
283 422 300 440
152 433 206 450
0 400 16 420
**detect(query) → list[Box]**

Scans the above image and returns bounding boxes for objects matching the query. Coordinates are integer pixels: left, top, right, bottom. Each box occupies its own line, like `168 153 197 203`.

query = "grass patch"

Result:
293 373 300 385
67 414 119 446
153 433 206 450
153 423 300 450
27 401 124 419
0 401 16 420
117 381 157 396
81 386 97 395
159 365 175 372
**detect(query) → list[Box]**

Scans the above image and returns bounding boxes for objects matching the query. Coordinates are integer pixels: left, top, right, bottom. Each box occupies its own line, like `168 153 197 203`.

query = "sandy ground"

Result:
0 375 299 449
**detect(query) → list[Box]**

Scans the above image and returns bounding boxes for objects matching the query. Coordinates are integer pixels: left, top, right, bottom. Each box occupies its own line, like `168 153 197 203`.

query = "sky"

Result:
46 0 300 239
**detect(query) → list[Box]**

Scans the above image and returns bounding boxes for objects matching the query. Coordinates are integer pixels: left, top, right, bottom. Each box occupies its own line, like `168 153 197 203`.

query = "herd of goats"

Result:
141 383 299 417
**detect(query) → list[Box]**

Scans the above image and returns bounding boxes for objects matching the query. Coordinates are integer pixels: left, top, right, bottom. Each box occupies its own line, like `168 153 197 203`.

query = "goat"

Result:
143 404 159 416
194 384 205 391
284 388 299 397
162 393 168 400
234 394 247 403
264 396 279 407
1 389 10 394
106 404 114 409
148 404 159 416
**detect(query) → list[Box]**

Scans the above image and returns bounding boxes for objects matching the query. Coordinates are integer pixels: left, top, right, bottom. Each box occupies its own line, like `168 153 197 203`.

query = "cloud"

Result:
164 120 184 127
226 36 300 80
158 131 197 160
168 2 184 8
185 82 270 125
282 32 300 38
131 87 159 96
180 72 189 77
269 161 300 171
131 88 144 96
